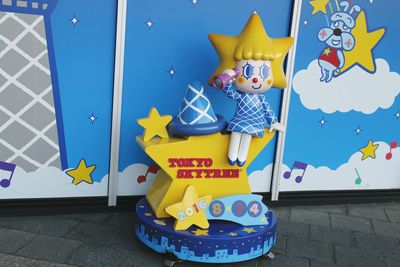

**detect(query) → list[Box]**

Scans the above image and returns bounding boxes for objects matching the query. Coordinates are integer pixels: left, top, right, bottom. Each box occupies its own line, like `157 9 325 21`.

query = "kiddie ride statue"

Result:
135 13 292 266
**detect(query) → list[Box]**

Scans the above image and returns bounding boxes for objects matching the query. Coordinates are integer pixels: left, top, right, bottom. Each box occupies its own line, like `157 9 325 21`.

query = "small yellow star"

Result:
360 140 379 160
341 11 385 73
192 229 209 236
66 159 95 185
229 232 238 237
226 206 231 212
137 108 172 142
261 216 267 222
219 230 224 233
242 227 256 233
144 212 152 217
165 185 212 230
139 205 145 208
309 0 329 15
323 48 331 55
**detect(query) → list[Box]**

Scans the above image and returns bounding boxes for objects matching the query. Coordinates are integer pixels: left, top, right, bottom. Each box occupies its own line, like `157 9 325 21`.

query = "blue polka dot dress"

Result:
223 82 278 137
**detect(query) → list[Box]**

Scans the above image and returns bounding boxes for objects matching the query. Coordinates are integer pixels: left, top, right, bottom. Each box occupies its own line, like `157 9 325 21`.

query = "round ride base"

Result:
135 197 277 264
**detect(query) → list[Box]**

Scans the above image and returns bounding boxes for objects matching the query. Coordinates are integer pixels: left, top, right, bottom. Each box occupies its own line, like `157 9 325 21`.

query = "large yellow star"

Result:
66 159 95 185
242 227 257 233
309 0 329 15
137 108 172 142
208 13 292 89
360 140 379 160
165 185 212 230
138 129 274 218
341 11 385 73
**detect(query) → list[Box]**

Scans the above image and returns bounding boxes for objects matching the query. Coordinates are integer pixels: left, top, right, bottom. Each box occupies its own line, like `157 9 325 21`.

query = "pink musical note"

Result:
386 141 398 160
137 164 159 184
283 161 308 183
0 161 16 188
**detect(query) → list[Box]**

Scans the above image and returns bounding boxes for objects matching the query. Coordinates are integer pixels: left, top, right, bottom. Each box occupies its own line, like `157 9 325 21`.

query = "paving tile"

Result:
277 219 310 240
294 205 347 215
0 216 79 237
271 235 286 255
65 244 130 267
286 238 333 263
0 253 36 267
31 260 78 267
0 228 36 254
221 258 259 267
310 260 350 267
385 208 400 223
383 203 400 211
310 225 354 247
385 257 400 267
371 220 400 238
65 221 120 245
330 214 373 233
16 235 82 263
273 207 290 220
290 208 330 226
348 204 388 221
110 228 148 252
258 254 309 267
334 245 384 267
104 212 137 231
57 212 113 224
353 232 400 252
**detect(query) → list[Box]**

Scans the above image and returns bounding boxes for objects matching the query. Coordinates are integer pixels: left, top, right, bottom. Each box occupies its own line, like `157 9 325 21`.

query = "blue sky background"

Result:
119 0 293 176
50 0 117 182
283 0 400 170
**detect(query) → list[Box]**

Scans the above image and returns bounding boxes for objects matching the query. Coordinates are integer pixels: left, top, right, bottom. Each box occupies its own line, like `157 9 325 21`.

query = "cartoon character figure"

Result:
318 1 360 82
209 12 293 166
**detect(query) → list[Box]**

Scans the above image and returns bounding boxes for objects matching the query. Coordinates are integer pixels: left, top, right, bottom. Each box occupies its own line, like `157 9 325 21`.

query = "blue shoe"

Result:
237 159 246 167
228 158 236 166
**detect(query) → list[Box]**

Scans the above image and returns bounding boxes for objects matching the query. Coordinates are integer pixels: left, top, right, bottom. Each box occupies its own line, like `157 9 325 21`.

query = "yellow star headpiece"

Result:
208 12 293 88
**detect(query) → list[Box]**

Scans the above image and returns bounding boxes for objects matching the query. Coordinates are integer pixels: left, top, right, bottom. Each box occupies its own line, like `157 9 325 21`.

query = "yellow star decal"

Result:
309 0 329 15
323 48 331 55
229 232 238 237
139 130 274 218
144 212 152 217
137 108 172 142
66 159 95 185
242 227 256 234
191 229 209 236
261 216 267 222
165 185 212 230
341 11 385 73
360 140 379 160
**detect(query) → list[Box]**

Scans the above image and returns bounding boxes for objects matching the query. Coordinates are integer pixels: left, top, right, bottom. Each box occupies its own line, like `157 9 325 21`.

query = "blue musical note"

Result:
0 161 16 188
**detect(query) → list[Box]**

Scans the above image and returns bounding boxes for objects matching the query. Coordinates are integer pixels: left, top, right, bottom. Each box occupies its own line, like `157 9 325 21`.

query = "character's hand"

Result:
222 69 237 82
269 122 285 133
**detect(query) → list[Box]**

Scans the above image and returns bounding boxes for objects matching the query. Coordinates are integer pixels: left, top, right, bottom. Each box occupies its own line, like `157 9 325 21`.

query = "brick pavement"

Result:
0 202 399 267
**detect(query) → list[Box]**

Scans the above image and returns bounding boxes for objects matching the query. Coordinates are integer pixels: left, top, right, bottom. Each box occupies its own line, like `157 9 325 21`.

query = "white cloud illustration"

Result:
293 59 400 114
280 141 400 191
248 164 273 193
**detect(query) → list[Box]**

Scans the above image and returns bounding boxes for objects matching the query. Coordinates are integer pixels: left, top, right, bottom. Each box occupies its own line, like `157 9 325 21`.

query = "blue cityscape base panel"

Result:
135 197 277 263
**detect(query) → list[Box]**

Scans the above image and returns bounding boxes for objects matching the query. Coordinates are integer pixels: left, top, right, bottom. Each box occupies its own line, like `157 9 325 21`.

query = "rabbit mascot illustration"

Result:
318 1 360 82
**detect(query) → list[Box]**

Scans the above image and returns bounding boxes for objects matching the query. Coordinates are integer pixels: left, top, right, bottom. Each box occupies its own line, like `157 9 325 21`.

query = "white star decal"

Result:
146 19 153 29
318 117 327 127
354 125 362 136
69 14 80 27
394 110 400 120
304 20 308 26
167 66 177 78
192 0 198 5
89 113 97 124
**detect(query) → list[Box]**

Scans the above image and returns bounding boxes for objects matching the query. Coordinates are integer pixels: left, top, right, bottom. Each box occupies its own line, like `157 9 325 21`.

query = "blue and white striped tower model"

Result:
168 81 226 136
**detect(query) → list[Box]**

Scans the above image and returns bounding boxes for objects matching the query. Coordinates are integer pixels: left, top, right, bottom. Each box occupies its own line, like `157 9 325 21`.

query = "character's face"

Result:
317 13 355 51
234 59 273 94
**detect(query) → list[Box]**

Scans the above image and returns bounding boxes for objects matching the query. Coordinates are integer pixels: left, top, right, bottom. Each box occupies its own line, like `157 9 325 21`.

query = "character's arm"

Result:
337 50 345 70
260 95 278 125
222 82 241 100
261 95 285 132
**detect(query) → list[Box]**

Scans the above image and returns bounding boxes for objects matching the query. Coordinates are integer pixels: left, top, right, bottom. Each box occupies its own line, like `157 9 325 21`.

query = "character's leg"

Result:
320 67 327 82
228 132 241 165
326 70 334 82
237 133 252 167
